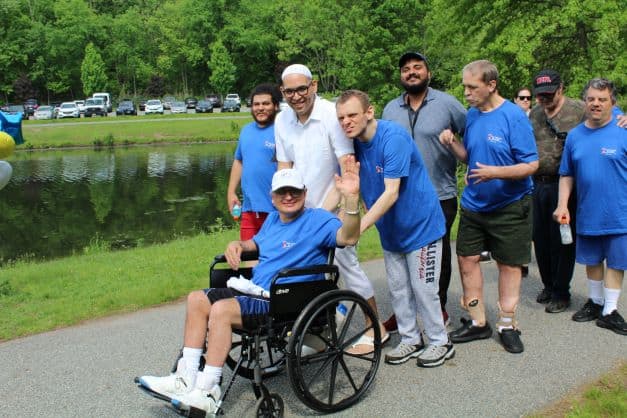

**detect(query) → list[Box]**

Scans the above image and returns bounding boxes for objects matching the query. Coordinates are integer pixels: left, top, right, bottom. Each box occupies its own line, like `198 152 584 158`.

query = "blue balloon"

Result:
0 160 12 190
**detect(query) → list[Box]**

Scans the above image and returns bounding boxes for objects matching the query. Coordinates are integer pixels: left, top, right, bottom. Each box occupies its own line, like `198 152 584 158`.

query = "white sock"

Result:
196 366 222 390
497 316 513 333
602 287 621 316
182 347 203 373
588 279 604 305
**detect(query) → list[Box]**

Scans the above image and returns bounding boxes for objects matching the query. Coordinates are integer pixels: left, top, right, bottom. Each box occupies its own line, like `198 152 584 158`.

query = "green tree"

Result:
81 42 108 96
208 40 236 96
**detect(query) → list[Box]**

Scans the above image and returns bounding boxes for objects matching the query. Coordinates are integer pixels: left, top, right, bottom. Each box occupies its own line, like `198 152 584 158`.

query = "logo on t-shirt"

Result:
264 140 275 149
601 147 616 156
375 165 383 173
281 240 295 248
487 133 503 144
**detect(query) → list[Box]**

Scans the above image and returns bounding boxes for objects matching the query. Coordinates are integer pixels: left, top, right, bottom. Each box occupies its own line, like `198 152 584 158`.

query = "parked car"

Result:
184 97 198 109
92 92 112 112
222 98 241 112
57 102 80 118
6 104 26 118
205 94 222 108
144 99 164 115
51 102 61 118
162 96 176 110
170 101 187 114
138 99 147 111
84 98 107 117
23 98 39 117
116 100 137 116
74 100 86 114
225 93 241 105
195 100 213 113
34 105 54 120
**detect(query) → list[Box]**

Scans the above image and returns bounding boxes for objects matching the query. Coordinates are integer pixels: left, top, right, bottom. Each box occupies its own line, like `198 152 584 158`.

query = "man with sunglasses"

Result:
138 166 363 414
381 52 467 331
529 69 585 314
274 64 388 354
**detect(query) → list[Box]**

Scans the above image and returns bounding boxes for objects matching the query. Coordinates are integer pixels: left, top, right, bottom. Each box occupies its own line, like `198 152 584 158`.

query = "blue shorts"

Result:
205 288 270 329
575 233 627 270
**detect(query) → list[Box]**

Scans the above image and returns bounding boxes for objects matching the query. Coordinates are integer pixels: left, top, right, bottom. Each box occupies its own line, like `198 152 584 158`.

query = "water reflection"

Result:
0 143 236 264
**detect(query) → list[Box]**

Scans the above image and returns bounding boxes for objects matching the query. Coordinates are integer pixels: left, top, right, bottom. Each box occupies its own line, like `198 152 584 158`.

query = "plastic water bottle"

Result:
335 303 348 329
559 222 573 245
232 204 241 221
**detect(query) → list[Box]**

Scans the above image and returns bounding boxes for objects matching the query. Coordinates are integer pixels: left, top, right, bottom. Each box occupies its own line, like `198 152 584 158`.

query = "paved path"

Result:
1 253 625 417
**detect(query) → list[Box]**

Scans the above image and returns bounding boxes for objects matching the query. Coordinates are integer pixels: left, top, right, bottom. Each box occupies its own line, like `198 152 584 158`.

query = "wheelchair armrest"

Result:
270 264 339 287
212 250 259 264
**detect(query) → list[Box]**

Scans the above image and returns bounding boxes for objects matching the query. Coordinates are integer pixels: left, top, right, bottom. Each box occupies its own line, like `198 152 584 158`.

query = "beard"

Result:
401 77 429 95
253 109 277 125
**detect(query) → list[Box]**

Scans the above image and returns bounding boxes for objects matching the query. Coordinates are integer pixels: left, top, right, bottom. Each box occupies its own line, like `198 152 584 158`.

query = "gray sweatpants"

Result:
335 245 375 300
383 239 448 346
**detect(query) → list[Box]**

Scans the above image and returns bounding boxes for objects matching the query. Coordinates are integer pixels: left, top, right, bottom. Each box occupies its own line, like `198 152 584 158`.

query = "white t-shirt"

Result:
275 97 354 208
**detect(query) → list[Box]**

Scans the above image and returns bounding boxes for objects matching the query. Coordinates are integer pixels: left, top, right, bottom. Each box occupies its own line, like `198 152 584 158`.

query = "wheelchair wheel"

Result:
286 289 381 413
226 333 285 380
255 393 284 418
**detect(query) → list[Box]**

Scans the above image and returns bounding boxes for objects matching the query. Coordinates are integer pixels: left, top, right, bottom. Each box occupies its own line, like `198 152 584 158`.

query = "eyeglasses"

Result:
546 118 568 140
274 187 304 197
281 83 312 98
517 96 532 101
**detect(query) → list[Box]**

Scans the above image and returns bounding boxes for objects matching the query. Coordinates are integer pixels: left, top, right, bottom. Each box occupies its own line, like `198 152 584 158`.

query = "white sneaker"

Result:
172 385 221 414
138 373 194 400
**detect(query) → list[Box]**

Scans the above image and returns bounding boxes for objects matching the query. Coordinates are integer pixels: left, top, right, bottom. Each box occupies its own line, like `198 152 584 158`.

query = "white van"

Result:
93 92 112 113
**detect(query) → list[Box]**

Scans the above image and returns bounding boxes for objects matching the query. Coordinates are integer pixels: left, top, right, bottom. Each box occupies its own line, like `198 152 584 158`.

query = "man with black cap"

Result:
381 51 467 331
529 69 585 314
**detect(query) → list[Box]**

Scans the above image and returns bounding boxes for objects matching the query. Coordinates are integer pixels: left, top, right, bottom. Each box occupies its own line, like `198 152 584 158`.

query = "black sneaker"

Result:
595 310 627 335
498 328 524 353
536 288 551 304
545 299 570 313
449 318 492 343
572 299 603 322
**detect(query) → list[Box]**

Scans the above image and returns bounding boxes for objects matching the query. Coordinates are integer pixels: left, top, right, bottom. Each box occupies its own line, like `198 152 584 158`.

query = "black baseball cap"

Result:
399 52 429 69
533 70 562 94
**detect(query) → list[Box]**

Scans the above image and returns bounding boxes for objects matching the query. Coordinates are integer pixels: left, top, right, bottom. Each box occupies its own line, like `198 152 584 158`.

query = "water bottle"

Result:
232 204 241 221
335 303 348 329
559 222 573 245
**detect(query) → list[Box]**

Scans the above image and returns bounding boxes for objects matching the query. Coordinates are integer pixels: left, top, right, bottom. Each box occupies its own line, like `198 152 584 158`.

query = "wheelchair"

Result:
140 250 382 417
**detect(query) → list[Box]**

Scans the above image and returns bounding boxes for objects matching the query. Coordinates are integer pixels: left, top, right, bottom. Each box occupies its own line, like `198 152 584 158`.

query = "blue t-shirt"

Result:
234 122 277 213
354 120 445 252
251 208 340 290
559 117 627 236
461 100 538 212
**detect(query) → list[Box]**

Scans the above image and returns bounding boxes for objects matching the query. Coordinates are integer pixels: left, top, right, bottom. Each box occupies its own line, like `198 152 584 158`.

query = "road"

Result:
0 251 625 417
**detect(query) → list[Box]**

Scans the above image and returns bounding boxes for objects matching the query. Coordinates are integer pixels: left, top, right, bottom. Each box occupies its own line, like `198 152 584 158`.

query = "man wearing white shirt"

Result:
275 64 388 353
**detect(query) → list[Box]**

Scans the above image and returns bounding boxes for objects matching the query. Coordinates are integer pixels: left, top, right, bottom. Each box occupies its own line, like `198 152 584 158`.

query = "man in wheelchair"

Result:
138 162 362 415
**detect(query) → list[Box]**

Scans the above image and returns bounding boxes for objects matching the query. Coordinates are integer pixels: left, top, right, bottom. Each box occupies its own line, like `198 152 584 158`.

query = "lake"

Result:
0 143 237 264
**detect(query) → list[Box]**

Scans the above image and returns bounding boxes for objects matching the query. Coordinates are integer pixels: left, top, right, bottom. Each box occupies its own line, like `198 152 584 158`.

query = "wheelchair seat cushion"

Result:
205 288 270 330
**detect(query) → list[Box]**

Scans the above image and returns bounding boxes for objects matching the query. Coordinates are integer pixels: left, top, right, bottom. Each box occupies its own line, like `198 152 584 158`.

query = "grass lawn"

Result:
21 113 251 148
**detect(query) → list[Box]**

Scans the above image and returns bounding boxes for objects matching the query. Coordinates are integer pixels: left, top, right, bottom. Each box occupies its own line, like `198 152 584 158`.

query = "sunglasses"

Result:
274 187 304 197
537 92 556 100
517 96 532 101
546 118 568 140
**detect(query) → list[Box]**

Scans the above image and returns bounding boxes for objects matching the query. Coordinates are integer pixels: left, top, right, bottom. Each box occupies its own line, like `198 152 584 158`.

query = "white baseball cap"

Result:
271 169 305 192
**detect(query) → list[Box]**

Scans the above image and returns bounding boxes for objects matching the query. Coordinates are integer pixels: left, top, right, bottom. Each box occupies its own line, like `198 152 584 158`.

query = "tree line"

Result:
1 0 624 108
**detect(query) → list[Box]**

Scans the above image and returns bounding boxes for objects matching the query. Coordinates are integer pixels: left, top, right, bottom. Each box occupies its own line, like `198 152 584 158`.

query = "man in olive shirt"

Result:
529 70 584 314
